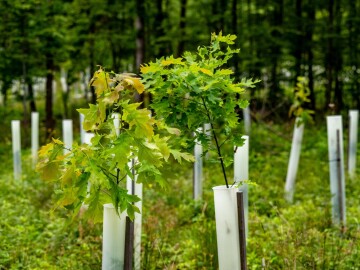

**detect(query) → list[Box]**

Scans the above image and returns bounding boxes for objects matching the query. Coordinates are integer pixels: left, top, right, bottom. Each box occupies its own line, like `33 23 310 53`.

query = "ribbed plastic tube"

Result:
102 204 127 270
213 185 241 270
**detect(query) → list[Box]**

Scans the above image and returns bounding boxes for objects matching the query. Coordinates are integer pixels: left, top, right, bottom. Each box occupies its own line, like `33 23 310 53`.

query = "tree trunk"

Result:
135 0 145 104
154 0 170 57
348 0 359 109
294 0 303 80
268 0 284 108
28 81 37 112
325 0 334 110
333 0 342 112
305 0 315 110
89 22 96 104
135 0 145 71
177 0 187 57
45 54 55 139
211 0 226 32
232 0 239 77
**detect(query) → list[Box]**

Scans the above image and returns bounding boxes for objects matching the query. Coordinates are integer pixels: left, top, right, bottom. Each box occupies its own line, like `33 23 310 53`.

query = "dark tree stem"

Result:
200 96 229 188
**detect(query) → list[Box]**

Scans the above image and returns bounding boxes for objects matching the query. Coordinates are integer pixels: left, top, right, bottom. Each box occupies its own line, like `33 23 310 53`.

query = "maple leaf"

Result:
124 77 145 94
199 68 213 76
153 135 171 161
111 133 134 169
38 142 54 157
77 103 106 131
122 103 154 139
170 149 195 163
89 68 112 96
57 187 78 206
217 69 234 76
161 56 184 67
84 189 107 223
140 64 161 74
103 90 120 105
38 161 60 181
52 138 64 145
60 165 76 186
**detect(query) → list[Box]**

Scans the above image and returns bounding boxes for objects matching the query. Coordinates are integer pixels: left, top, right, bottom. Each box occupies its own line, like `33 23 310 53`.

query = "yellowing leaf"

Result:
199 68 213 76
90 68 112 96
39 161 60 181
103 90 120 105
140 64 161 74
60 166 76 186
165 127 181 136
124 77 145 94
58 187 78 206
77 103 106 131
38 143 54 157
52 138 64 145
161 56 184 67
228 83 245 93
123 103 154 139
217 69 234 76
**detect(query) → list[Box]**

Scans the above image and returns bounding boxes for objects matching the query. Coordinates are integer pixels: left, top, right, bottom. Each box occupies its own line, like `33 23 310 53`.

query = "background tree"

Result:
1 0 359 131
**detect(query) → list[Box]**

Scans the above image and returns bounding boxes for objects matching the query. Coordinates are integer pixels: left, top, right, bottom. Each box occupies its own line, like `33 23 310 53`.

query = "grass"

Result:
0 118 360 269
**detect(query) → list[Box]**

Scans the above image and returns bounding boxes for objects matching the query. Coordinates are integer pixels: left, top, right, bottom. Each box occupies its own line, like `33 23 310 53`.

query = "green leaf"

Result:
138 143 163 166
161 56 184 66
122 103 154 139
217 69 234 76
170 149 195 163
153 135 171 161
77 103 106 131
60 165 76 186
111 133 134 169
84 189 106 223
39 161 60 181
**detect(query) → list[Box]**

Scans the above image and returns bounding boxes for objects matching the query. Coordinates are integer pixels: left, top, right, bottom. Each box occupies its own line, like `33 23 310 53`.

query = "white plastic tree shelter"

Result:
213 186 241 270
60 68 67 92
243 106 251 135
62 119 73 155
284 118 304 202
31 112 39 168
204 123 212 139
102 204 127 270
12 120 22 180
327 116 346 226
348 110 358 178
193 127 203 200
83 132 94 145
112 113 120 137
203 123 211 159
126 159 142 270
234 135 249 238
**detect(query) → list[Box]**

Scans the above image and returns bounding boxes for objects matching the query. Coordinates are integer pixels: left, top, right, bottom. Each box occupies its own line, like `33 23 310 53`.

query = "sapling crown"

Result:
36 67 193 223
141 32 259 187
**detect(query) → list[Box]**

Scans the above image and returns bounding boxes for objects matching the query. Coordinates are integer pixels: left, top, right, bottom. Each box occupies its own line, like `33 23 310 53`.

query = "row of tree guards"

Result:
284 110 358 225
10 108 358 269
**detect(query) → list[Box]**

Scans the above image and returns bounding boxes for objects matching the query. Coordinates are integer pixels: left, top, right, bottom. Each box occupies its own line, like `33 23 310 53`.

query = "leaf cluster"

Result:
289 76 314 126
36 67 193 222
141 32 259 185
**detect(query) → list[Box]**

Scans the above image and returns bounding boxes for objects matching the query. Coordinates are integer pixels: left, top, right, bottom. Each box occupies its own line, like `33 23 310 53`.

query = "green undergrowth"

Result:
1 120 360 269
0 155 102 269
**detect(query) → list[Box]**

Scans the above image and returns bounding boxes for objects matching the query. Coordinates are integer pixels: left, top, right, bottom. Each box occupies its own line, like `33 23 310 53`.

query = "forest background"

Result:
1 1 360 269
0 0 359 139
